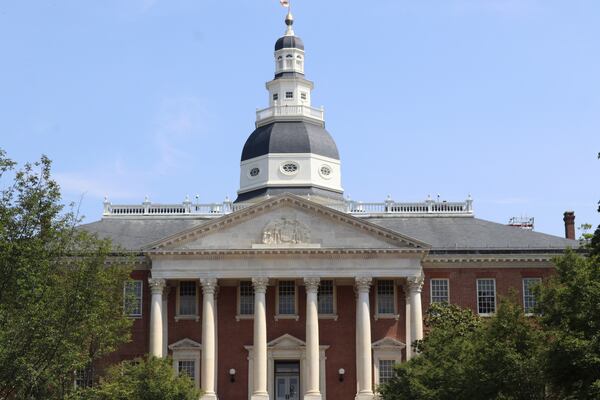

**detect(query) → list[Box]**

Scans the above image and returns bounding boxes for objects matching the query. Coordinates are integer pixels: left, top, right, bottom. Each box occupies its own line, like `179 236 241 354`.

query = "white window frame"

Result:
372 337 405 387
317 279 338 320
169 339 202 389
123 280 143 318
275 280 299 321
522 277 542 316
375 279 399 320
476 278 496 316
236 280 255 321
176 280 199 321
430 278 449 304
285 91 294 99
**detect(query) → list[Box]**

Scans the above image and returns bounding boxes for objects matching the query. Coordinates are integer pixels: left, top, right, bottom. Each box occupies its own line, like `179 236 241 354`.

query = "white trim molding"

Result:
372 337 405 387
169 338 202 389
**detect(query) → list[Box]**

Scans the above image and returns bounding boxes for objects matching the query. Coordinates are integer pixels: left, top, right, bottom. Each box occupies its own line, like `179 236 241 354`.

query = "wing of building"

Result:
80 10 578 400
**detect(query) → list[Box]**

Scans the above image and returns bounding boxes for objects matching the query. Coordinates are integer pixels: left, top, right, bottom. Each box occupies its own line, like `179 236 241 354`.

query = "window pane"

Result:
239 281 255 315
477 279 496 314
124 281 142 316
379 360 396 384
377 280 395 314
278 281 296 315
285 91 294 99
75 365 94 389
523 278 541 314
430 279 449 303
178 360 195 382
179 281 197 315
318 280 334 314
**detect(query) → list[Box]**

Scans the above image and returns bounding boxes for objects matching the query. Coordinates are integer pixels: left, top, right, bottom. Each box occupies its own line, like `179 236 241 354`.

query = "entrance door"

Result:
275 361 300 400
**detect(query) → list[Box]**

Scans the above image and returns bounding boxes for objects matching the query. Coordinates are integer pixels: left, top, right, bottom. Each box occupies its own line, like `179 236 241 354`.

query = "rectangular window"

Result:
300 92 307 100
278 280 296 315
273 93 278 101
285 59 293 68
377 280 395 315
239 281 255 315
179 281 197 316
523 278 541 314
379 360 396 385
430 279 449 304
75 365 94 389
123 280 143 317
285 91 294 99
318 280 334 315
477 279 496 315
177 360 195 382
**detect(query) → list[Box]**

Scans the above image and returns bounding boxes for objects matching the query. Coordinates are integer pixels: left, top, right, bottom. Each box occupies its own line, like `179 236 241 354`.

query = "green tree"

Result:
536 250 600 399
379 300 545 400
0 150 133 399
72 356 201 400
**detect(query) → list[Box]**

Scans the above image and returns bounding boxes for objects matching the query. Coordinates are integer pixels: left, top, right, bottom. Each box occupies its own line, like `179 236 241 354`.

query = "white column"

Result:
148 278 166 358
252 277 270 400
162 287 170 357
355 276 374 400
304 277 322 400
200 278 218 400
404 285 412 360
407 274 424 348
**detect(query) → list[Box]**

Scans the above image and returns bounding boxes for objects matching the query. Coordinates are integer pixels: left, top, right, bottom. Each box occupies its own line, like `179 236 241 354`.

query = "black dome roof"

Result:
275 35 304 51
241 121 339 161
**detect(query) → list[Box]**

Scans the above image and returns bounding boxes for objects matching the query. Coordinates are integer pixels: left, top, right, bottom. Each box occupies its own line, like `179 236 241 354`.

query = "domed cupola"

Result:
236 10 343 203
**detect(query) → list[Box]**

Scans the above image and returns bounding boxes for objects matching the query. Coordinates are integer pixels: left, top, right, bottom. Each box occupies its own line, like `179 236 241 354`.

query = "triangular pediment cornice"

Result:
372 337 406 349
168 338 202 350
143 194 431 252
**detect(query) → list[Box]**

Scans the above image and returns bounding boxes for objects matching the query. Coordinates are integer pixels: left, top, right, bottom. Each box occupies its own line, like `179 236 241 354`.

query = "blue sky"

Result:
0 0 598 237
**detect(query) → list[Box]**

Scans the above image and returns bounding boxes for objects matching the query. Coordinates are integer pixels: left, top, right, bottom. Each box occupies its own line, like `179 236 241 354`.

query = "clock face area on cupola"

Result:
235 11 343 203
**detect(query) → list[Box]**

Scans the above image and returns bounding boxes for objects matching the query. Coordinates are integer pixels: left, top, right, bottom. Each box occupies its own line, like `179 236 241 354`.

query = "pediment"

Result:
145 194 430 252
372 337 406 349
168 338 202 351
268 334 305 349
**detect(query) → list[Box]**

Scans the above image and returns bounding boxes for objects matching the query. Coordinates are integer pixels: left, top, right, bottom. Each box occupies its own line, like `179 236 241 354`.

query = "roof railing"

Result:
103 195 474 218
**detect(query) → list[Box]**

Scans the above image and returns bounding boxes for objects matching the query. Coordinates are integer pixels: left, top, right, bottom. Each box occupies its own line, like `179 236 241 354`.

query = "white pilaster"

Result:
252 277 270 400
304 277 322 400
148 278 166 358
407 274 424 349
404 285 412 360
200 278 218 400
355 276 374 400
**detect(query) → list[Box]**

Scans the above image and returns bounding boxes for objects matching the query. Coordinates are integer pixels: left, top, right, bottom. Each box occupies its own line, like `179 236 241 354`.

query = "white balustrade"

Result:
255 104 324 126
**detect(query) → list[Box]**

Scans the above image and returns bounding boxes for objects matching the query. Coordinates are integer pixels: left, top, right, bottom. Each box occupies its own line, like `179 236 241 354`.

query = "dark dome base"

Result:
235 187 344 203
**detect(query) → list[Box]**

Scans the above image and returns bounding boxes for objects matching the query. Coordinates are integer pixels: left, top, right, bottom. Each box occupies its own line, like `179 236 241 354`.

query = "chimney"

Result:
563 211 576 240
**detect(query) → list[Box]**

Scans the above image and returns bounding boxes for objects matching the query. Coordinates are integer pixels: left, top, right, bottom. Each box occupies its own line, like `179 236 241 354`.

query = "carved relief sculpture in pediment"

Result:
262 218 311 245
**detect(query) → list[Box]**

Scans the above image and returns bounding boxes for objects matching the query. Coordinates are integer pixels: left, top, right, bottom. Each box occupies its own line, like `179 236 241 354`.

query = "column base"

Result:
251 393 270 400
304 393 322 400
200 393 218 400
355 392 375 400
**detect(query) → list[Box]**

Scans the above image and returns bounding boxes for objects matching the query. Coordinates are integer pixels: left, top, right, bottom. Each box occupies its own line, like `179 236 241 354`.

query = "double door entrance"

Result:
275 361 300 400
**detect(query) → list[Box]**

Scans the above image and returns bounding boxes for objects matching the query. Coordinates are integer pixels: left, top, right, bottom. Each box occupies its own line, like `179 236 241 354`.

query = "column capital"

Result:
407 274 424 293
304 277 321 293
355 276 372 293
148 278 166 294
200 278 218 295
252 277 269 293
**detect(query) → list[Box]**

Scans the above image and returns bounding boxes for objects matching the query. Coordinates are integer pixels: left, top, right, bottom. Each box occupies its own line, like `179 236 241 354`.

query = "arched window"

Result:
285 54 293 69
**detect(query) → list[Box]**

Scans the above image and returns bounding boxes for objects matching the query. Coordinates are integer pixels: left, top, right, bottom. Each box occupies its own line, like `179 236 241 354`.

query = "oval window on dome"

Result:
249 167 260 177
281 162 299 175
319 165 332 179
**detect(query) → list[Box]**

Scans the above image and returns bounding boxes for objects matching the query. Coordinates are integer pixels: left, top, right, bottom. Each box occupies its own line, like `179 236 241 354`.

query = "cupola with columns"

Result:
236 10 343 203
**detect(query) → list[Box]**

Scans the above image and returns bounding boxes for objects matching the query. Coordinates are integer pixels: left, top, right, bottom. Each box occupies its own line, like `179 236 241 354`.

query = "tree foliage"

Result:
71 357 201 400
536 250 600 399
0 150 133 399
379 301 545 400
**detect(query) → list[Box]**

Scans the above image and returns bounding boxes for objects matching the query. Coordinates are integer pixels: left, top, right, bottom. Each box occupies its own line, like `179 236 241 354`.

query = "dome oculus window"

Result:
281 162 299 175
249 167 260 177
319 165 332 178
285 91 294 99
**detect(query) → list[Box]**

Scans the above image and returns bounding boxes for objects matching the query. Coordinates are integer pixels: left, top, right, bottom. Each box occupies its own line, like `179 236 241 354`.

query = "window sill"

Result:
275 314 300 321
318 314 338 321
175 315 200 322
126 315 143 320
235 314 254 321
478 313 494 318
374 314 400 321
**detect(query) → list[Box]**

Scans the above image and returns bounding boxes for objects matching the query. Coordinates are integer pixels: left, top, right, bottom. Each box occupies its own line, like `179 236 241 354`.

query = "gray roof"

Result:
241 121 340 161
365 216 578 251
275 35 304 51
79 214 577 253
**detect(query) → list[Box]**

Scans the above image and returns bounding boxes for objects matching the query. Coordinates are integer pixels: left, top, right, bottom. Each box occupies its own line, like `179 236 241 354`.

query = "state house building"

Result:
82 10 577 400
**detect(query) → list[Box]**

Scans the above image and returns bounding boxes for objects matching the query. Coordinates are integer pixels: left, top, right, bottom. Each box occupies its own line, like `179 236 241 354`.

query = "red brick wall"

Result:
111 268 552 399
